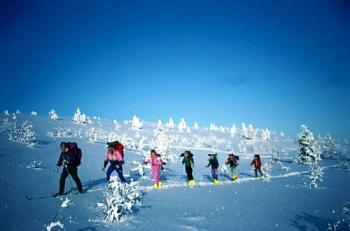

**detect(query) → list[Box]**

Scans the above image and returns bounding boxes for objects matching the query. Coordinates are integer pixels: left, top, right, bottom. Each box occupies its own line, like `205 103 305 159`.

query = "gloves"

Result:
102 167 105 172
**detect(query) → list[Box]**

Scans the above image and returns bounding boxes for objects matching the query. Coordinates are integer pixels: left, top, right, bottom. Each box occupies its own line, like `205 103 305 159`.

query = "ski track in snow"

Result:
138 164 337 192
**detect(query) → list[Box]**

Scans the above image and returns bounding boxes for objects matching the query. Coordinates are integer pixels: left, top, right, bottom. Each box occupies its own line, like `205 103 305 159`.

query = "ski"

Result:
25 186 103 201
25 187 77 201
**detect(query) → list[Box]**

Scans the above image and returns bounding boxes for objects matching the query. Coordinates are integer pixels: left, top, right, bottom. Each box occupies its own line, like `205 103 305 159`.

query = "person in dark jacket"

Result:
225 153 239 181
206 154 219 184
181 151 195 185
54 142 83 196
250 154 263 177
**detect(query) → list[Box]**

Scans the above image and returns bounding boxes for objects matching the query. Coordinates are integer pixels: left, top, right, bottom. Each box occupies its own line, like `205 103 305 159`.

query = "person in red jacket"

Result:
250 154 263 177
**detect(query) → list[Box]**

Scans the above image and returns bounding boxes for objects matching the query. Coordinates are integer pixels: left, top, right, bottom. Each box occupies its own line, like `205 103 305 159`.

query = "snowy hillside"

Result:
0 110 350 231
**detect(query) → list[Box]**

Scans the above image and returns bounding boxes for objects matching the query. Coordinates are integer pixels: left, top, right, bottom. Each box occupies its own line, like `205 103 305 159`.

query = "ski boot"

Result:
213 179 219 184
154 181 162 188
188 180 196 186
231 175 238 181
52 192 64 197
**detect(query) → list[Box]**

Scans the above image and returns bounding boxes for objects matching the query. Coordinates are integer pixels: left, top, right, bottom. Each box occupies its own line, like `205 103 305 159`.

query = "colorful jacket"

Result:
226 156 238 167
104 150 124 167
146 154 163 167
250 159 262 169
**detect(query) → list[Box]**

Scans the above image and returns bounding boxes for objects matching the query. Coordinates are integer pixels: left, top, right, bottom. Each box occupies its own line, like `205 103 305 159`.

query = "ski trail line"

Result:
138 164 337 192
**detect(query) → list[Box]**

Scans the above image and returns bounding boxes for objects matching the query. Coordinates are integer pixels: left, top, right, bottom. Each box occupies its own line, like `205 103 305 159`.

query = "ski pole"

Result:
67 175 74 189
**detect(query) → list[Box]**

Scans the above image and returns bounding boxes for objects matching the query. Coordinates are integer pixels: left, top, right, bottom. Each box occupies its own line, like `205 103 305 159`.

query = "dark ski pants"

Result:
106 164 126 182
211 168 218 180
185 166 194 181
254 168 263 177
59 166 83 194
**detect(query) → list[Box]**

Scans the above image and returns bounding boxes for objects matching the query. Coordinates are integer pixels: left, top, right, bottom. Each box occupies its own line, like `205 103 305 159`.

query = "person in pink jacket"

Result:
145 149 165 188
102 145 126 182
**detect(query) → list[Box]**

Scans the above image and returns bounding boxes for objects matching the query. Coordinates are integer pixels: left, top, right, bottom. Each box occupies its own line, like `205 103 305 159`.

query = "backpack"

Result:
67 142 82 166
227 155 239 167
107 141 124 157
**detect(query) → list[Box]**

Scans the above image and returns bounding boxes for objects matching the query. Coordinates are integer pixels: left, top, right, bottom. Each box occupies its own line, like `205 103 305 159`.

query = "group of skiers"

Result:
54 141 264 195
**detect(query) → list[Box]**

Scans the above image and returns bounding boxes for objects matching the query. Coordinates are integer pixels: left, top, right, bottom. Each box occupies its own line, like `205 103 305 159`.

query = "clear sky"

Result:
1 0 350 140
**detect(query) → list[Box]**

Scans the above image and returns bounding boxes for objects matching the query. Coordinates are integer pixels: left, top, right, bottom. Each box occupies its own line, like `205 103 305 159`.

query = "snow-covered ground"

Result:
0 111 350 231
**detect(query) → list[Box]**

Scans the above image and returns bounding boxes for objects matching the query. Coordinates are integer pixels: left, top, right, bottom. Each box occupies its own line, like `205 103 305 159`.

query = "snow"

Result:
48 109 59 120
0 112 350 230
46 221 64 231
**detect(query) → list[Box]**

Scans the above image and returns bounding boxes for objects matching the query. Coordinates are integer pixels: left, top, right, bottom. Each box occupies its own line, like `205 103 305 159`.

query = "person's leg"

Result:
59 168 69 194
254 169 258 177
185 166 190 181
185 166 193 181
212 168 218 180
68 166 83 192
106 164 115 182
152 166 159 184
188 167 194 181
231 166 237 180
115 165 126 183
258 168 263 176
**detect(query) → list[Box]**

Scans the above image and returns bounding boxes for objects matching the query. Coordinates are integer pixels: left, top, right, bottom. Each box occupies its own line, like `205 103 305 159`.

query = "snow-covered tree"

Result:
129 161 145 177
261 128 271 141
45 198 71 231
308 163 324 189
241 123 248 138
131 115 143 130
113 120 121 130
193 122 199 130
73 108 89 124
262 162 272 182
85 127 101 143
297 125 320 163
166 118 175 129
46 221 64 231
8 121 36 148
178 118 187 132
230 124 237 137
219 126 225 133
102 177 142 222
154 132 170 157
209 123 219 131
49 109 59 120
15 110 21 114
247 124 257 140
323 134 339 158
30 111 38 116
155 120 164 132
107 132 119 143
3 110 9 116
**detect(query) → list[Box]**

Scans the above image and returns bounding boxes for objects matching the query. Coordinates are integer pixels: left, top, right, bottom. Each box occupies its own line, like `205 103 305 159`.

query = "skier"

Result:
102 145 126 183
145 150 164 188
181 151 195 185
54 142 83 196
250 154 263 177
206 153 219 184
225 153 239 181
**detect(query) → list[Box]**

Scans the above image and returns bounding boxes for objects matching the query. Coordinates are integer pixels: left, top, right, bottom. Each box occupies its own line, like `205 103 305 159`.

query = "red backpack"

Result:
107 141 124 158
67 142 82 166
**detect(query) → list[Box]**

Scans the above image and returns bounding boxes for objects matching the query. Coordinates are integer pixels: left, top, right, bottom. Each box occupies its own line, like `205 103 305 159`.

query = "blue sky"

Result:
1 0 350 139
